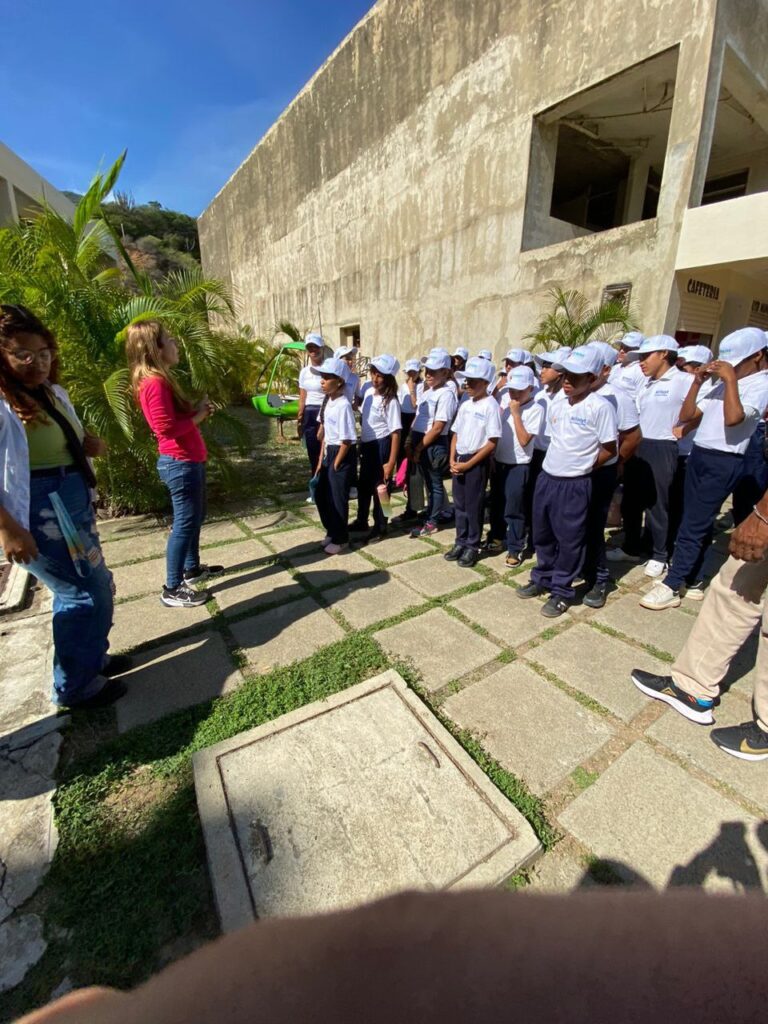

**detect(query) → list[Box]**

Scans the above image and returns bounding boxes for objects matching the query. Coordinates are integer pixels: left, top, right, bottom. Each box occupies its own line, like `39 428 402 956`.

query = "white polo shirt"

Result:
299 366 325 408
453 395 502 456
543 392 618 478
608 360 646 400
595 382 639 467
678 377 715 456
322 395 357 446
694 370 768 455
398 380 423 415
360 391 403 442
637 368 694 441
495 394 544 465
411 385 458 436
344 372 362 405
533 389 566 451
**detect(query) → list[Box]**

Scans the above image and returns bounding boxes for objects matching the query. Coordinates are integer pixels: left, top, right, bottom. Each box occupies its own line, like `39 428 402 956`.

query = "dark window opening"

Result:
701 170 749 205
340 324 361 349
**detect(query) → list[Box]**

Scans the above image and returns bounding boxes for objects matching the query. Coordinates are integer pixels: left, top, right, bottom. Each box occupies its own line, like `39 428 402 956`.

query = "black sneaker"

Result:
482 538 504 554
630 669 714 724
583 581 610 609
161 582 210 608
541 596 570 618
68 679 127 711
183 564 224 584
348 519 370 533
710 720 768 761
516 581 546 599
458 548 480 568
366 524 386 543
391 508 418 524
444 544 464 561
103 654 134 678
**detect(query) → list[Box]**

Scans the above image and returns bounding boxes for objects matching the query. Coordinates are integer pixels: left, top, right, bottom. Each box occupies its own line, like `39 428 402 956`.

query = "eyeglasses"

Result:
7 348 53 365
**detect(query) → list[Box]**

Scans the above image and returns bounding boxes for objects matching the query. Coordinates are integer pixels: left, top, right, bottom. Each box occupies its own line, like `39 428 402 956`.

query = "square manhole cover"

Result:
194 670 540 931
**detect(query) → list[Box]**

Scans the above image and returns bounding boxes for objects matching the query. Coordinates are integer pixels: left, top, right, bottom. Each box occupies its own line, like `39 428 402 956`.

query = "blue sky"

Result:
1 0 374 216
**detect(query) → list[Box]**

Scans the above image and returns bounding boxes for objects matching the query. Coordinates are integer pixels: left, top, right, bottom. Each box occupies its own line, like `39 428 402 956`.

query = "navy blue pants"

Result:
524 448 545 547
665 446 745 591
732 421 768 526
489 461 530 555
622 438 679 562
420 438 450 525
453 455 489 549
316 444 357 545
301 406 322 476
582 462 618 586
357 436 392 528
531 471 592 601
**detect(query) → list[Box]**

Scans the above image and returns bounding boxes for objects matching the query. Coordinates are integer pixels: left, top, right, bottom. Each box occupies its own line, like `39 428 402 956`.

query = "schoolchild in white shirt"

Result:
492 347 538 397
393 359 424 524
643 328 768 610
608 336 693 576
667 345 714 548
581 342 641 608
313 358 358 555
526 348 570 541
296 333 326 496
334 346 362 407
444 357 502 567
608 331 646 400
451 347 469 374
485 365 543 567
350 355 402 541
518 346 617 617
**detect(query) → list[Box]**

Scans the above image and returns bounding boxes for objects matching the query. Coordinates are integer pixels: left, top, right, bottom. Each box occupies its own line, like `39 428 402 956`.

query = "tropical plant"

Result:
525 287 639 352
0 152 253 513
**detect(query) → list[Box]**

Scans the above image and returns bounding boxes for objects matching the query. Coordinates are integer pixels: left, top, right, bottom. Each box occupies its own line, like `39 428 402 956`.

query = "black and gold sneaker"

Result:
710 721 768 762
631 669 714 724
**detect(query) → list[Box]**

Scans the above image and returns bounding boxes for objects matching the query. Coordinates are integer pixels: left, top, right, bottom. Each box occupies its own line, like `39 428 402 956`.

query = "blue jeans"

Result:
25 469 114 707
157 456 207 588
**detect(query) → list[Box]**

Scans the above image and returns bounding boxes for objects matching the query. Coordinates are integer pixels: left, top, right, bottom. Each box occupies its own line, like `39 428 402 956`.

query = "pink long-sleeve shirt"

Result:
138 376 207 462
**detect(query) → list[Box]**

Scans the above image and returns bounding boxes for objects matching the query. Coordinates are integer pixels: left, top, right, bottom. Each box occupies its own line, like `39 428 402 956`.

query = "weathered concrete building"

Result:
199 0 768 360
0 142 74 227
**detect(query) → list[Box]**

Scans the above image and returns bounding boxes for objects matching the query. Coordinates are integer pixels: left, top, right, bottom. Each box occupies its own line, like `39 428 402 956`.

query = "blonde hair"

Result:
125 320 190 410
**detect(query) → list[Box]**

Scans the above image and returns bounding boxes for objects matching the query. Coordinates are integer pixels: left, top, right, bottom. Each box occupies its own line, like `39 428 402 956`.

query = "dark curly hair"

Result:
0 304 60 423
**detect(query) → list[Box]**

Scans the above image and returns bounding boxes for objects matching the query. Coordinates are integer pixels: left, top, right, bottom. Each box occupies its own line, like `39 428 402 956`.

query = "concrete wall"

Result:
200 0 732 360
0 142 75 227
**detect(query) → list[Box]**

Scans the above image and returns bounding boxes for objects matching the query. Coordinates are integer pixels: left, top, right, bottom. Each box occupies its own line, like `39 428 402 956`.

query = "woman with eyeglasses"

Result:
0 304 126 709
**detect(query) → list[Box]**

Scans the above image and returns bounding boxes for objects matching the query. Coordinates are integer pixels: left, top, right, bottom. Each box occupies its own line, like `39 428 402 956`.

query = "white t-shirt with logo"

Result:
596 383 639 467
637 368 694 441
543 392 618 477
398 380 423 415
495 395 544 465
694 370 768 455
453 395 502 456
609 360 646 401
411 385 458 436
533 389 566 451
322 395 357 446
360 390 403 442
299 366 325 408
344 372 362 405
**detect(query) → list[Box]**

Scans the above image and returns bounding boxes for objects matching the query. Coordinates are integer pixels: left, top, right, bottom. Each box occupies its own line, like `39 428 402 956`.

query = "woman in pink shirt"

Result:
126 321 222 607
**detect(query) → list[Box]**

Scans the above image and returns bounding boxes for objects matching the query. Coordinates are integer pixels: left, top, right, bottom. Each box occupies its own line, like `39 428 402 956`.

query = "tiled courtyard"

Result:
98 493 767 894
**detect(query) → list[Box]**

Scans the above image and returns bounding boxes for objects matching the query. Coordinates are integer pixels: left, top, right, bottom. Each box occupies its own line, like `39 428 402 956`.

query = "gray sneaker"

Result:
161 582 210 608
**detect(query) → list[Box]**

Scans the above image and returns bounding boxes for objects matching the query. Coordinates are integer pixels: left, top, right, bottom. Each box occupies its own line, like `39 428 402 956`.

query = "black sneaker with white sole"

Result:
630 669 714 724
161 582 210 608
710 720 768 761
183 564 224 585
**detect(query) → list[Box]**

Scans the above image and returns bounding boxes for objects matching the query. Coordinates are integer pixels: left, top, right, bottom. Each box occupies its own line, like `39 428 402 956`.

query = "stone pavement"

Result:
1 496 766 995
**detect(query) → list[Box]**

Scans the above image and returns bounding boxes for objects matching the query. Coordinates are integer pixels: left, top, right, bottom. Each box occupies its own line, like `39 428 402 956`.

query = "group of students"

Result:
296 326 768 620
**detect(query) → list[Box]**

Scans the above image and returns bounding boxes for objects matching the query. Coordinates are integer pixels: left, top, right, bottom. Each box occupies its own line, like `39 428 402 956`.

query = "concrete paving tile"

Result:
112 556 166 601
647 696 768 813
559 741 767 892
0 914 47 994
116 632 243 733
230 597 345 673
95 514 161 541
324 574 425 629
101 529 169 565
291 550 377 590
260 526 328 556
592 594 696 657
525 623 666 721
192 538 273 576
200 520 247 545
451 583 566 647
527 847 591 892
391 552 483 597
374 607 500 691
240 511 301 532
359 533 434 566
111 593 211 652
442 663 614 795
213 563 304 617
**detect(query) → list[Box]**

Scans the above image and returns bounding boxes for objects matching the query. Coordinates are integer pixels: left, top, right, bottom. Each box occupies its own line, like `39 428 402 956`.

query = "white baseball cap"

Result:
501 366 536 391
477 348 493 361
554 345 604 377
334 345 356 359
404 358 421 373
586 341 618 368
455 356 496 385
304 332 324 349
618 331 644 350
677 345 713 365
716 328 767 366
536 346 572 367
424 349 452 371
310 357 350 381
624 335 679 361
453 346 469 361
370 353 400 376
505 348 532 364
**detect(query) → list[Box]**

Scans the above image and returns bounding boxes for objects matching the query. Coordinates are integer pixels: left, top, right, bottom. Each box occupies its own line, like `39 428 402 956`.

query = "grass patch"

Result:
571 766 599 791
588 621 674 664
526 660 612 718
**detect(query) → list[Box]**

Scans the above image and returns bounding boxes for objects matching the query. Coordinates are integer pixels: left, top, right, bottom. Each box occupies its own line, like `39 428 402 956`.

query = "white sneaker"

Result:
644 559 667 578
640 583 681 610
684 580 707 601
324 543 348 556
606 548 642 563
321 535 331 546
305 496 315 504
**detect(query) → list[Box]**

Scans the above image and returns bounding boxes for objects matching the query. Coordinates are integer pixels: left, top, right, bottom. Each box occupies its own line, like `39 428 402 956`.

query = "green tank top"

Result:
24 395 84 470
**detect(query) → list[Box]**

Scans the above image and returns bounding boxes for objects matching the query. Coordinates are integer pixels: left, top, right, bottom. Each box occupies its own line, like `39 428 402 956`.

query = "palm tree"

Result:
525 287 639 352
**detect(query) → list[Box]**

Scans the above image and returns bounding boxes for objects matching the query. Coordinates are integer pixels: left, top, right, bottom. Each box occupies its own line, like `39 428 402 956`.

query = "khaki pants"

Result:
672 554 768 731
